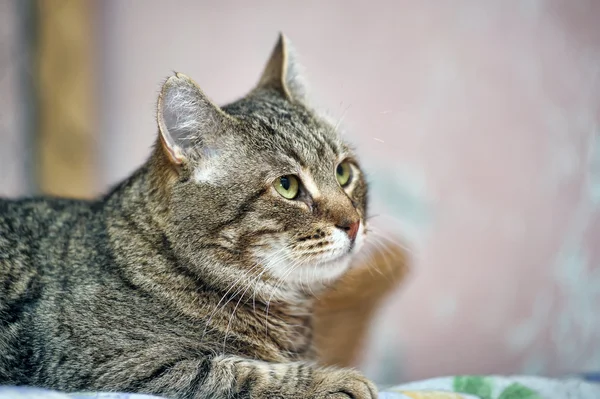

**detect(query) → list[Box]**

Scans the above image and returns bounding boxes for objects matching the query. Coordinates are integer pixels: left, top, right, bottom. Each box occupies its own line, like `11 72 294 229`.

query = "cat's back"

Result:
0 196 100 298
0 196 96 248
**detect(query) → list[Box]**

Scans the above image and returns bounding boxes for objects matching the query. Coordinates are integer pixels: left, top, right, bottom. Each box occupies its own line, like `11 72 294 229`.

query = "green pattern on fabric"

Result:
497 383 541 399
453 376 493 399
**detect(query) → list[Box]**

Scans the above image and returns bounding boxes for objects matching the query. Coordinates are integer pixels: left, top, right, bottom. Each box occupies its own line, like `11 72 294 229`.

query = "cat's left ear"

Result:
256 33 308 103
157 73 227 165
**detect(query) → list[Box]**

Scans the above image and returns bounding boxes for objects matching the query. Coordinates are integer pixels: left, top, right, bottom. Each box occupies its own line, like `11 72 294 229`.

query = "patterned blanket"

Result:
1 375 599 399
380 375 600 398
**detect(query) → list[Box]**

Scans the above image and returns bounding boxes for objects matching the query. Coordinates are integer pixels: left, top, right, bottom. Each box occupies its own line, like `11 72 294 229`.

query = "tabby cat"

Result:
0 35 376 399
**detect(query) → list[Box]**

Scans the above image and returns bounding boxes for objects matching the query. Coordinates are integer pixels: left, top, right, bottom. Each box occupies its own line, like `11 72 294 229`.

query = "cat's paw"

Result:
313 368 378 399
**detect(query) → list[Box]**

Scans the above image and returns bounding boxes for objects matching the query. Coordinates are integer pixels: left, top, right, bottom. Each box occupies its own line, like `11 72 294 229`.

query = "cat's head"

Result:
154 34 368 292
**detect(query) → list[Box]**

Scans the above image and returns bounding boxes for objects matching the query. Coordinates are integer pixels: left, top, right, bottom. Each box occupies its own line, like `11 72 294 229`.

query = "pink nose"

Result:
336 220 360 241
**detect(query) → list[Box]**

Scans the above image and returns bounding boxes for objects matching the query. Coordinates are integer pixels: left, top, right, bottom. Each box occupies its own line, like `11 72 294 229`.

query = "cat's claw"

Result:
314 368 378 399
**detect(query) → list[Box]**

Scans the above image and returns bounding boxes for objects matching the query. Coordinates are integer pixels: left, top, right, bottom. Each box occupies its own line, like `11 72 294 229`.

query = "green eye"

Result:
336 161 352 187
274 175 299 199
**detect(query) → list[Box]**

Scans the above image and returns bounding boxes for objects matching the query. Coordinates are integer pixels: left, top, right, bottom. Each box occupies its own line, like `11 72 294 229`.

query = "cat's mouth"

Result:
295 230 362 265
320 222 365 261
295 223 366 270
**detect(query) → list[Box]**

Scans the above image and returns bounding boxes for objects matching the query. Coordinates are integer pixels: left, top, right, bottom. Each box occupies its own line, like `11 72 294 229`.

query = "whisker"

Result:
221 267 269 353
264 258 302 337
368 228 412 253
200 258 269 341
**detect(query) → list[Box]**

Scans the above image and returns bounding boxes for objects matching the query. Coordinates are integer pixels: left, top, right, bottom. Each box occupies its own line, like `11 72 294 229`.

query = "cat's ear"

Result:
256 33 308 103
157 73 226 165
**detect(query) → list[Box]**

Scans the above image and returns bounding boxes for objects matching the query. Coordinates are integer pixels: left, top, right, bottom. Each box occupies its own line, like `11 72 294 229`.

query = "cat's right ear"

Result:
157 73 226 165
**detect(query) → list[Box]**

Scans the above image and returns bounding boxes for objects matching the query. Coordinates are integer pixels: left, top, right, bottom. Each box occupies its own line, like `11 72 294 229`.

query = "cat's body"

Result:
0 36 376 399
0 166 315 391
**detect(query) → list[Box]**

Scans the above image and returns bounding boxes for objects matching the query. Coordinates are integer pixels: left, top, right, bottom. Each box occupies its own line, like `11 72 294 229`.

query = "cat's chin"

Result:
276 256 354 293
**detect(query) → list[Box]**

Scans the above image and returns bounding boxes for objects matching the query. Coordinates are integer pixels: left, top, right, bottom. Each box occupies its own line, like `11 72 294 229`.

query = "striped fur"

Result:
0 35 375 398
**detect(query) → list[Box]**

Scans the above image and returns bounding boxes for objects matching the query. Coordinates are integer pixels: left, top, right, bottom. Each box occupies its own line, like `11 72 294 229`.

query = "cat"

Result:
0 34 376 399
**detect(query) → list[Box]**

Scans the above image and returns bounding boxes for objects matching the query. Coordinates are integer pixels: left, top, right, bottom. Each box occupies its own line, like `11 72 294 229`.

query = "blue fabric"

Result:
581 372 600 382
0 387 163 399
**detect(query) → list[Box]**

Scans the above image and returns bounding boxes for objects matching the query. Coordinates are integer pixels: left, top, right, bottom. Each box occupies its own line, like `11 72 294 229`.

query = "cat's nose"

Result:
336 219 360 242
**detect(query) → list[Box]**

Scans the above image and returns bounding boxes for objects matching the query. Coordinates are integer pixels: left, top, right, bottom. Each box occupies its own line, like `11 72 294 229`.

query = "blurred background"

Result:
2 0 600 385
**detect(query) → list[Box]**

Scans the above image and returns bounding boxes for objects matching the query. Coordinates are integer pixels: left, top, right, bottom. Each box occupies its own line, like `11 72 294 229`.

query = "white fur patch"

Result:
329 227 349 251
193 164 217 183
192 148 224 184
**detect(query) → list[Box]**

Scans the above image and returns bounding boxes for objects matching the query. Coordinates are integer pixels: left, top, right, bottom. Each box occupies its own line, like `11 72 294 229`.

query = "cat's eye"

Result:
336 161 352 187
274 175 299 199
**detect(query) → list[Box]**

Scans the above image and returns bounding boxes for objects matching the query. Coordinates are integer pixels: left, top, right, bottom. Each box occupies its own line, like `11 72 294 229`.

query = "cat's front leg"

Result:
211 356 378 399
140 355 377 399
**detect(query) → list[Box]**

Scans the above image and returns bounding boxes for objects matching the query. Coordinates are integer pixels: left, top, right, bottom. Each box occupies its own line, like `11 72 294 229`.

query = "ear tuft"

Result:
256 33 308 103
157 73 225 164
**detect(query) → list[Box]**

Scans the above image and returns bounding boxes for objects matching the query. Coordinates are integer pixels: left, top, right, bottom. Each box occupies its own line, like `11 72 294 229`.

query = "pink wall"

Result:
1 0 599 385
0 0 27 197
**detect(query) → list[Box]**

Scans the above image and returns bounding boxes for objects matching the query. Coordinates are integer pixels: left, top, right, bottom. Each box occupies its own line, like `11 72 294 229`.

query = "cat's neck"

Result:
102 145 173 232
